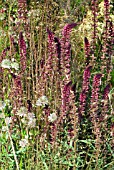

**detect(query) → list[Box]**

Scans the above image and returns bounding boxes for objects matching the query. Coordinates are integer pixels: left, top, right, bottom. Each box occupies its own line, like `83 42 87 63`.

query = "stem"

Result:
3 111 19 170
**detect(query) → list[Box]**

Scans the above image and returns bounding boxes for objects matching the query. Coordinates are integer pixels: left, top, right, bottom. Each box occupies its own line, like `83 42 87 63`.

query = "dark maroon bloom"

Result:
46 28 55 70
104 0 110 33
71 82 76 92
62 81 72 112
100 83 110 119
84 37 90 53
90 74 102 120
11 73 22 96
79 90 86 104
61 24 78 84
93 74 102 85
84 37 89 47
103 83 110 99
104 0 109 7
62 23 78 38
46 28 55 55
79 89 87 117
46 28 54 40
19 32 27 73
84 37 91 65
91 74 102 104
54 37 61 72
79 66 92 116
82 66 92 91
40 28 55 95
14 75 22 95
27 100 32 112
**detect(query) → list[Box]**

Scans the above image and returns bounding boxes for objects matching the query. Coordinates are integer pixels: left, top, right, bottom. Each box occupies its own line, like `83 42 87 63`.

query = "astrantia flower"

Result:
0 101 6 110
2 126 8 132
5 117 12 125
36 96 48 107
1 59 11 69
0 113 4 118
21 117 27 124
48 113 57 122
27 118 36 128
17 106 27 117
27 112 35 119
27 112 36 128
19 138 28 148
11 62 19 70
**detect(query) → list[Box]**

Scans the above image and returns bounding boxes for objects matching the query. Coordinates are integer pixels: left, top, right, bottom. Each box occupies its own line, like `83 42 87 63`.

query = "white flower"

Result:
28 112 35 119
11 62 19 70
0 101 6 110
21 117 27 124
4 99 12 109
19 138 28 148
48 113 57 122
28 118 36 128
5 117 12 125
0 113 4 118
27 112 36 128
1 59 11 69
17 106 27 117
2 126 8 132
36 96 48 107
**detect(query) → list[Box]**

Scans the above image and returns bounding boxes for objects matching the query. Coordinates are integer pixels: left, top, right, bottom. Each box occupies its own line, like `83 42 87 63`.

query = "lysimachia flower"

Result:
1 59 11 69
11 61 19 70
48 113 57 122
36 96 48 107
17 106 27 117
19 138 28 148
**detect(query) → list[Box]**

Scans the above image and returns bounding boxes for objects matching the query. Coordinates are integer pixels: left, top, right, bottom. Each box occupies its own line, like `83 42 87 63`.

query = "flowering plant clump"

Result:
0 0 113 169
36 96 49 107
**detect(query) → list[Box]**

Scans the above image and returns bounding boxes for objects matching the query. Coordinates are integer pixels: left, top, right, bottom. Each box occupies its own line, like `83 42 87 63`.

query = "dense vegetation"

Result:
0 0 114 169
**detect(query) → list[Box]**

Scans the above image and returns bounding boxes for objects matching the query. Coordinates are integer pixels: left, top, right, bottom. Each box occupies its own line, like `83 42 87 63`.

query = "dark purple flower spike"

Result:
19 32 27 74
